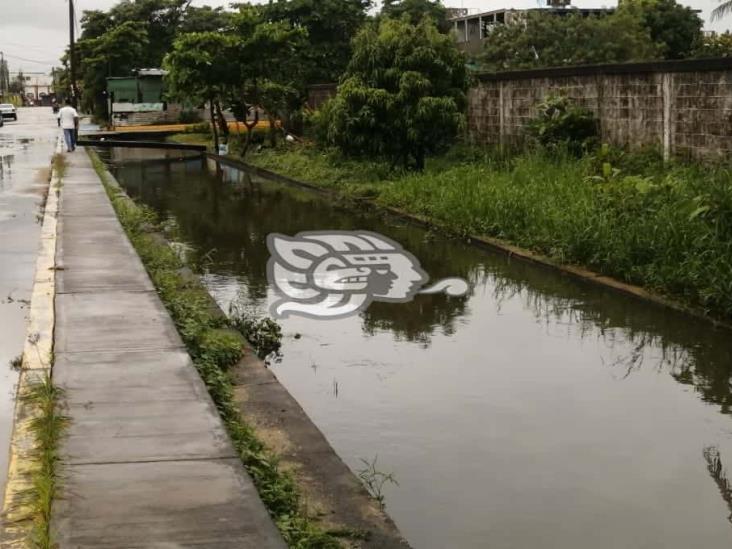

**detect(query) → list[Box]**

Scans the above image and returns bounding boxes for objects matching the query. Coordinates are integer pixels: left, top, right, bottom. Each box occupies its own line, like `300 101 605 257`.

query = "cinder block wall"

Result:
468 58 732 160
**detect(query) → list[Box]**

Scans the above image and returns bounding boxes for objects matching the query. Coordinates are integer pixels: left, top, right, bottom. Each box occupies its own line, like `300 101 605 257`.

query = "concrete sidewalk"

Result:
52 150 285 547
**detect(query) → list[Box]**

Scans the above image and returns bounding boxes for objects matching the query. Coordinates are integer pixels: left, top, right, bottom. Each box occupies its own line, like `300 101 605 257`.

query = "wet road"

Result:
0 107 58 497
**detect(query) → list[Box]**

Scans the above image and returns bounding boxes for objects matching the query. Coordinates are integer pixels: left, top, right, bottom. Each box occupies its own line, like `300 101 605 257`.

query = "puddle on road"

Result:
104 148 732 549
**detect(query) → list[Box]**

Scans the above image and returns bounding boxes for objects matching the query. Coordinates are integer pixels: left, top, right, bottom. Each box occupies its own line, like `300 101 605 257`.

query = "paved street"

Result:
0 107 58 498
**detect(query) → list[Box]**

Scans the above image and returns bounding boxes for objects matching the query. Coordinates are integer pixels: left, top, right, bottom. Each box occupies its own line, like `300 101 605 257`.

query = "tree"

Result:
479 11 660 71
0 59 10 96
179 5 231 33
713 0 732 19
261 0 372 84
164 32 237 151
75 0 192 118
617 0 703 59
8 71 25 95
165 5 306 154
320 17 467 170
77 21 150 116
694 31 732 57
226 5 306 151
380 0 450 32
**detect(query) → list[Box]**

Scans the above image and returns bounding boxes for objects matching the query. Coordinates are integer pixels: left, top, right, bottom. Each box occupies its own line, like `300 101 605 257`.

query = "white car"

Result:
0 104 18 121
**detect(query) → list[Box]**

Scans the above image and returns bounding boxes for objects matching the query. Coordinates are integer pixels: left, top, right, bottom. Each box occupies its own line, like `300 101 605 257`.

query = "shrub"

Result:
199 328 245 370
527 95 599 156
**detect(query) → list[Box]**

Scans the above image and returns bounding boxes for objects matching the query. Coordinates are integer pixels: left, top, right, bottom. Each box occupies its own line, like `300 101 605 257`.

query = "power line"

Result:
1 52 57 67
0 41 62 55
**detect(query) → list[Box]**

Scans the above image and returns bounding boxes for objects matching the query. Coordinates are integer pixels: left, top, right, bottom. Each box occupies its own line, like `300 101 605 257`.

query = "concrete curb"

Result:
211 154 732 333
1 137 63 546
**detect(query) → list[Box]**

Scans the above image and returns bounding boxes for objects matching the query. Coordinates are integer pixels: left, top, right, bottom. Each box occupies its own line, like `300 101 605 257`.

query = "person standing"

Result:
58 101 79 152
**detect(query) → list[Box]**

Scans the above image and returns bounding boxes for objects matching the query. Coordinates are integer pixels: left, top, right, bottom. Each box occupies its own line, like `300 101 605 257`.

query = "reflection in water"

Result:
704 446 732 525
102 148 732 549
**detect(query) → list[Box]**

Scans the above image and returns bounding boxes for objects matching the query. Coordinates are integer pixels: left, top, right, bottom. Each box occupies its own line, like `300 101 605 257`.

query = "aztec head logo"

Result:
266 230 469 319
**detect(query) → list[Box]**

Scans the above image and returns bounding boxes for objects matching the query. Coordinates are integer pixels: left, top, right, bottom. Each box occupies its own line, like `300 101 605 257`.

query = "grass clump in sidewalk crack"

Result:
88 149 343 548
25 374 67 549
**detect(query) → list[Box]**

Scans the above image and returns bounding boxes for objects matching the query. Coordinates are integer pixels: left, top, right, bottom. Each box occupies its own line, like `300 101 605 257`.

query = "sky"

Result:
1 0 730 76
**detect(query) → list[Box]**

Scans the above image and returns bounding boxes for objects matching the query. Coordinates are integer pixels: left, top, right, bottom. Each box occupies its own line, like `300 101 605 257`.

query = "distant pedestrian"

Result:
58 101 79 152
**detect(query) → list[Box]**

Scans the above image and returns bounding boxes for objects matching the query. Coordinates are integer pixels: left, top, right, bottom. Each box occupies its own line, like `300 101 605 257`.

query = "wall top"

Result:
474 57 732 82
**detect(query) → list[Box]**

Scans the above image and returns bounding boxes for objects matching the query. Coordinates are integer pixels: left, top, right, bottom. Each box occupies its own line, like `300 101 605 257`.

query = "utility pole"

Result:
69 0 78 107
0 51 4 97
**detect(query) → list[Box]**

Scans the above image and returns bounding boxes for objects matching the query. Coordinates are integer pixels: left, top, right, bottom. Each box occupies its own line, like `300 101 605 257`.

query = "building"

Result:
8 72 56 106
106 69 193 126
450 2 614 55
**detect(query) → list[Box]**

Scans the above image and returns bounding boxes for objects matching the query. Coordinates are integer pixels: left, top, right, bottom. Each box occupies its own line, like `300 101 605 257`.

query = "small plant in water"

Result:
357 456 398 510
229 303 283 362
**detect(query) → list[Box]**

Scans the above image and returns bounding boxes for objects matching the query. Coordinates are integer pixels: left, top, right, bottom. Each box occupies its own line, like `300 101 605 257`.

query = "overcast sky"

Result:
1 0 730 75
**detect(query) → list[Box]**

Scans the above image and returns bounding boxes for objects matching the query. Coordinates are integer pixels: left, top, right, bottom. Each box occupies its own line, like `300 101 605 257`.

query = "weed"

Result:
24 374 67 549
247 143 732 322
229 304 282 362
357 456 398 511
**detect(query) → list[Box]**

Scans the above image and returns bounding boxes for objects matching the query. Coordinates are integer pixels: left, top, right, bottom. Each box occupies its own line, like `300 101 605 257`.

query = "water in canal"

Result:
101 148 732 549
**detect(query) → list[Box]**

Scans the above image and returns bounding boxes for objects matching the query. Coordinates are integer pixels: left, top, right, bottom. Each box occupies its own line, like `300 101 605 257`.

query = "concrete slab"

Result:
55 291 185 353
52 459 285 548
51 149 286 548
60 398 235 464
56 217 153 293
59 191 116 218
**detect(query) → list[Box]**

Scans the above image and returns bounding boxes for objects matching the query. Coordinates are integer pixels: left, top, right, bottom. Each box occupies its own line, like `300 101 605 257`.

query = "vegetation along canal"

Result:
100 147 732 549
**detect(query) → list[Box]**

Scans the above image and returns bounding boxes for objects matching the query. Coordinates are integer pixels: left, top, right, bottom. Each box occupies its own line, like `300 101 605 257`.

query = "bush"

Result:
527 95 599 156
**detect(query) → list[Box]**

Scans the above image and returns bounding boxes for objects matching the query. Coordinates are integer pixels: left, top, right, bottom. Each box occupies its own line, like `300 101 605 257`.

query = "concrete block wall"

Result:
469 58 732 160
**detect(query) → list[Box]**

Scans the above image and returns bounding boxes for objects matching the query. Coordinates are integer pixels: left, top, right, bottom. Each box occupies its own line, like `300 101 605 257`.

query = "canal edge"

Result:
92 148 410 548
0 137 63 546
213 154 732 333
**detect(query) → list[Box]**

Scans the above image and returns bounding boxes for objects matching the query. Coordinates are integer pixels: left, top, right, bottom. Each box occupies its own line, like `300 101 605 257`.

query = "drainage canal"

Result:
99 147 732 549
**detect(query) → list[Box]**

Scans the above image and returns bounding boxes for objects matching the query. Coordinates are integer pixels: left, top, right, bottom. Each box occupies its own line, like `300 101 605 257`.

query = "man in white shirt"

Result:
58 101 79 152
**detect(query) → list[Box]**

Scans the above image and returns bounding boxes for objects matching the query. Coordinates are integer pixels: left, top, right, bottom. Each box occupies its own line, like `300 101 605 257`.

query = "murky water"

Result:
103 148 732 549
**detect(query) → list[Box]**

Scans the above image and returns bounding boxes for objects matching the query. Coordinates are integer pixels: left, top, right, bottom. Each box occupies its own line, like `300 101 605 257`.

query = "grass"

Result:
24 375 67 549
243 143 732 322
88 149 345 548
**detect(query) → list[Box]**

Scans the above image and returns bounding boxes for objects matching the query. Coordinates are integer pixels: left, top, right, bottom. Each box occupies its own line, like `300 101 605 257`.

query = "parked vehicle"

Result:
0 114 3 128
0 104 18 121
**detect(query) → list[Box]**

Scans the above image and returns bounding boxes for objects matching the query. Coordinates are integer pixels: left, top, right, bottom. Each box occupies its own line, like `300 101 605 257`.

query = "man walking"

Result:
58 100 79 152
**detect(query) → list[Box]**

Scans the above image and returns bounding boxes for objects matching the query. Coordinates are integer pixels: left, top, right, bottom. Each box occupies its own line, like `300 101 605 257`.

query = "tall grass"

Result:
25 375 67 549
248 145 732 320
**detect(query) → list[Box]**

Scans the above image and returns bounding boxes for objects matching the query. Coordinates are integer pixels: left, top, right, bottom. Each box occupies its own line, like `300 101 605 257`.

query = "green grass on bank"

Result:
243 143 732 321
88 150 345 548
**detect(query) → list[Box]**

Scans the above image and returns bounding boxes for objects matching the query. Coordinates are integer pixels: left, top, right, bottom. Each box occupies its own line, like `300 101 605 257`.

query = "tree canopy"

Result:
380 0 450 32
319 17 467 170
480 11 660 71
617 0 703 59
261 0 372 84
